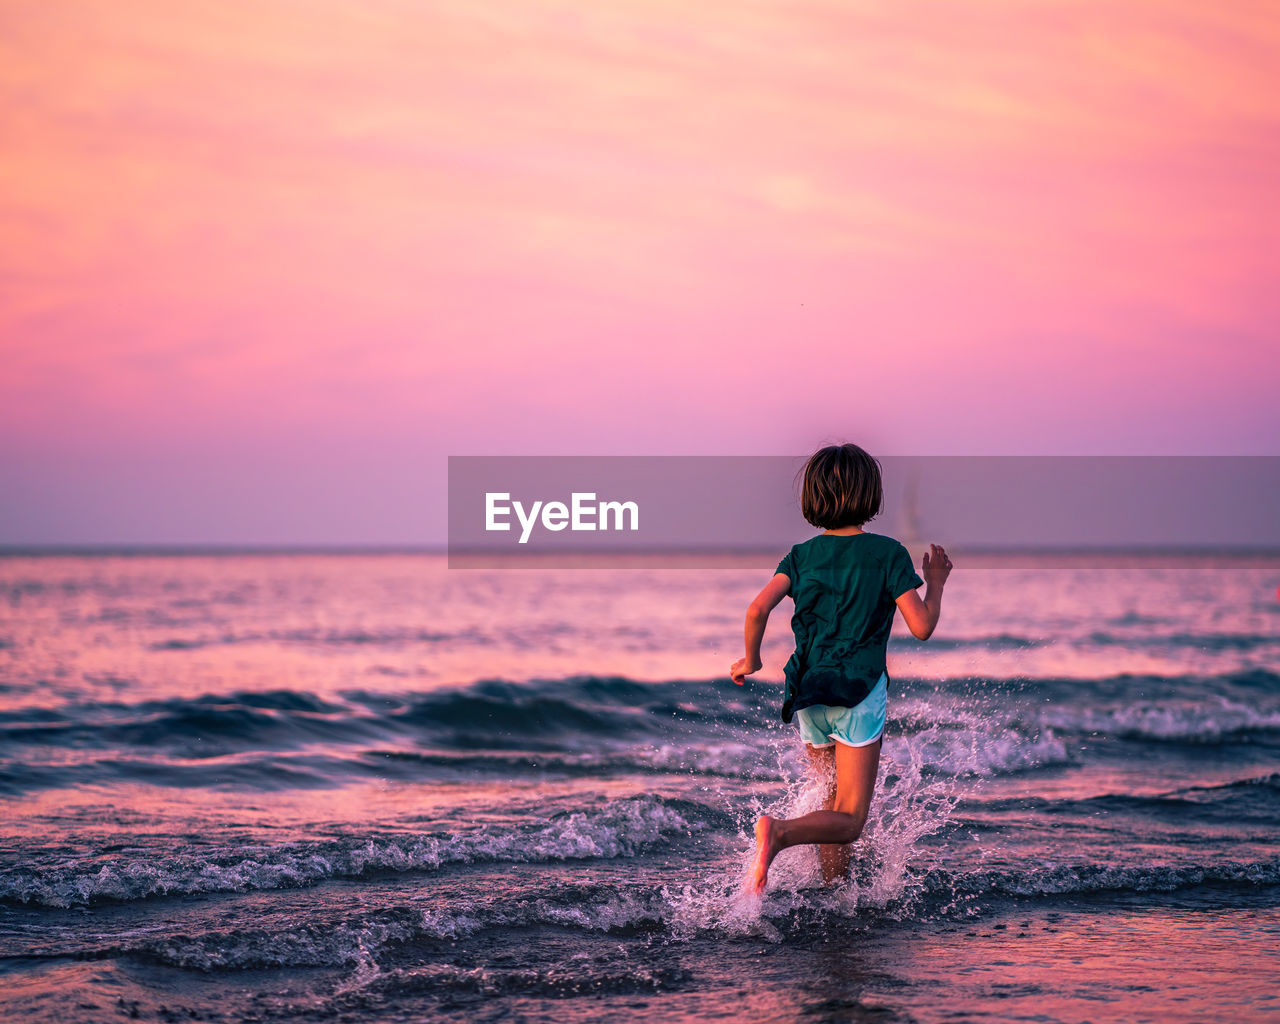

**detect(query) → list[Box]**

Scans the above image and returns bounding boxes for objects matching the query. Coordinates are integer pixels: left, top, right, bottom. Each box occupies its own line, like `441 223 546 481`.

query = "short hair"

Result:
799 443 883 530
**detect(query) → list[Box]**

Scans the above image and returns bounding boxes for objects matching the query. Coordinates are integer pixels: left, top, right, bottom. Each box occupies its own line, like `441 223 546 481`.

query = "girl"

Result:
730 443 952 893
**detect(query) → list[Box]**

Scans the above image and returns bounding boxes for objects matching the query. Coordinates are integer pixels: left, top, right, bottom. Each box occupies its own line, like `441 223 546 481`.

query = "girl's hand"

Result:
730 656 762 685
923 543 953 586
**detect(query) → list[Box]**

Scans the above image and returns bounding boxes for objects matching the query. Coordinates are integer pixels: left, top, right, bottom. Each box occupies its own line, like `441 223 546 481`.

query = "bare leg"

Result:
803 744 845 884
826 736 880 879
749 737 881 894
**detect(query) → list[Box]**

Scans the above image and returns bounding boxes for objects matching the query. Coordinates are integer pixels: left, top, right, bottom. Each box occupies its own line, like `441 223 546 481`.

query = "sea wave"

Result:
1035 699 1280 743
928 856 1280 900
24 852 1280 971
2 672 1275 799
0 724 1071 795
65 896 674 977
9 671 1274 753
0 795 714 908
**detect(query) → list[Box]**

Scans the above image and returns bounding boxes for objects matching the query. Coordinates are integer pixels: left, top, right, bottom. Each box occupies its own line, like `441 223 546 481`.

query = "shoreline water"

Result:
2 552 1278 1021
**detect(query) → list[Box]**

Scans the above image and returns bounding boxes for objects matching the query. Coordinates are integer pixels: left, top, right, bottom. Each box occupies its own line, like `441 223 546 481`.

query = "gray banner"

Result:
447 455 1280 568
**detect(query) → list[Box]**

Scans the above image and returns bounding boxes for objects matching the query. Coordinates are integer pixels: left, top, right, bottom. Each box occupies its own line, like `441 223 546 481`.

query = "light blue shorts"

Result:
795 670 888 748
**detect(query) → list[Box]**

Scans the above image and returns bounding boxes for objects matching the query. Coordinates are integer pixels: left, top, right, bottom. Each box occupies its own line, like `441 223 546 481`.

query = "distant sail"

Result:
898 466 926 568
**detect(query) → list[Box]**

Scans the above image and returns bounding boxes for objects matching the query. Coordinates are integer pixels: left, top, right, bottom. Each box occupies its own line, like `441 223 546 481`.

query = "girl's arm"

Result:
895 543 951 640
730 572 791 684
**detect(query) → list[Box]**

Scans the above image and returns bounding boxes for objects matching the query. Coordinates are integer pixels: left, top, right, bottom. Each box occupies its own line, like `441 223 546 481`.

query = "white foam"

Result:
947 856 1280 898
2 795 701 908
663 730 961 938
1037 697 1280 742
898 725 1071 777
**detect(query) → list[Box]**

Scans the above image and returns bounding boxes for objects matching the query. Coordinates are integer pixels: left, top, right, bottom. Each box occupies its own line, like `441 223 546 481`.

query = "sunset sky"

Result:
1 1 1277 544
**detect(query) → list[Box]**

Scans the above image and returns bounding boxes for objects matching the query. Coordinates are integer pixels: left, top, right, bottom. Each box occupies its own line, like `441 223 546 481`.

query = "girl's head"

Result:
799 443 883 530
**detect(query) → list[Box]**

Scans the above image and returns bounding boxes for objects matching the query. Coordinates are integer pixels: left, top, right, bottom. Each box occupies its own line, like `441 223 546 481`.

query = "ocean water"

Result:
1 550 1278 1023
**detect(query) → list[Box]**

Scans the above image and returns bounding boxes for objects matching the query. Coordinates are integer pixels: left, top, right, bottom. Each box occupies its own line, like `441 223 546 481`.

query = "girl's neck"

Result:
822 526 866 536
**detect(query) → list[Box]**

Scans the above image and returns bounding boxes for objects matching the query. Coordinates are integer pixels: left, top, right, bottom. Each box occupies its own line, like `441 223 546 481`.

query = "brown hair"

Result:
798 443 883 530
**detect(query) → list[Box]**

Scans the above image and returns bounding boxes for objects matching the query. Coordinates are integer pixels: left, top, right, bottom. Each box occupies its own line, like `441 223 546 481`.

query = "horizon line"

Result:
3 542 1280 557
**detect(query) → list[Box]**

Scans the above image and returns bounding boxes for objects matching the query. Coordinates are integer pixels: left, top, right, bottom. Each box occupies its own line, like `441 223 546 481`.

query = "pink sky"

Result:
1 1 1277 543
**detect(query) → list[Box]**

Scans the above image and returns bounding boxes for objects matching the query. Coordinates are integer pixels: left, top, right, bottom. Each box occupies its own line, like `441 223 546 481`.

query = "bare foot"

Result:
748 815 783 894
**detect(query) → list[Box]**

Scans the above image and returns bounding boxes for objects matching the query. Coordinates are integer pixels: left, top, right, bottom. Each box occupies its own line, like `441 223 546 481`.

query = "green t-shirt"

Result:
774 531 924 723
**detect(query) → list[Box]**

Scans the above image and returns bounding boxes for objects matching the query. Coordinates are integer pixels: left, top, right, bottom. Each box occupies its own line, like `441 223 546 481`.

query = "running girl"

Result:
729 443 952 893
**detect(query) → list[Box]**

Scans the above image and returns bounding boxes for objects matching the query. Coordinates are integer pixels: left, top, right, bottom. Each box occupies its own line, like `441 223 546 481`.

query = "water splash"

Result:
663 720 966 938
